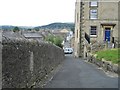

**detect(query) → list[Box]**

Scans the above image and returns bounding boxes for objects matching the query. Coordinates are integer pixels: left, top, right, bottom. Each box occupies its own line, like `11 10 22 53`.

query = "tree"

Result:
45 35 63 48
34 28 39 31
27 29 32 31
45 35 54 43
13 27 20 32
54 36 63 48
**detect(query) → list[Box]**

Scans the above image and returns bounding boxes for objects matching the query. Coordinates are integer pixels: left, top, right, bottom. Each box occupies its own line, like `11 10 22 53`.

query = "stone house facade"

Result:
74 0 119 58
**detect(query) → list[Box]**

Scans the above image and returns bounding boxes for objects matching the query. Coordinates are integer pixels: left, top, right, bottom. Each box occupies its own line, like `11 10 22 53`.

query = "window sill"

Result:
90 35 97 38
90 5 98 7
90 18 98 20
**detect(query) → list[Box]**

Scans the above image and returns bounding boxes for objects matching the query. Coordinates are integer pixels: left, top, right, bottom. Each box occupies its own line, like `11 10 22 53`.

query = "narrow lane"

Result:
44 55 118 88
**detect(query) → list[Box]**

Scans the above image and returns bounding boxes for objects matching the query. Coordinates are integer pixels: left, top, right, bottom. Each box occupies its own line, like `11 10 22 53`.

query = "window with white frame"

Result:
90 1 98 7
90 26 97 35
90 9 97 19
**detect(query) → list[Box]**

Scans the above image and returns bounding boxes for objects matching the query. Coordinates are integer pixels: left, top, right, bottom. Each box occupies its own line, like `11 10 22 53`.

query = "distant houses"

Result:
2 27 73 45
23 33 44 42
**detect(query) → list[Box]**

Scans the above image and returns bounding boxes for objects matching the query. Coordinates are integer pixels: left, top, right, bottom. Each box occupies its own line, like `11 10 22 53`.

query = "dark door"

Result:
105 29 111 42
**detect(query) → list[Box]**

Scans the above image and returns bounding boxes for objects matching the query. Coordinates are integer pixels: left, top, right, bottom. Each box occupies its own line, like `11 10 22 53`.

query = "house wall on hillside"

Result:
74 0 82 57
83 0 118 43
74 0 119 58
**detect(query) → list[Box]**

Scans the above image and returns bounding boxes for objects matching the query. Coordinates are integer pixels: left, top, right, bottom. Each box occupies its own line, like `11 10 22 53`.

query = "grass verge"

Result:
95 48 120 64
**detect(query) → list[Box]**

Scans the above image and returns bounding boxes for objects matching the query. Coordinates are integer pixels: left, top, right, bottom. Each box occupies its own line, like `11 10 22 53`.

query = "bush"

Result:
45 35 63 48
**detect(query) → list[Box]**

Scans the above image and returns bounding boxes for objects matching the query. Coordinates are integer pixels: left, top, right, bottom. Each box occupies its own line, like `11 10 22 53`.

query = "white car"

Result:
64 48 73 54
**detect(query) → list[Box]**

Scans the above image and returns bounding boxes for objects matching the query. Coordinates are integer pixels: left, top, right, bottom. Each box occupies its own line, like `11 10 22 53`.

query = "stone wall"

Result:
2 38 64 88
87 53 119 74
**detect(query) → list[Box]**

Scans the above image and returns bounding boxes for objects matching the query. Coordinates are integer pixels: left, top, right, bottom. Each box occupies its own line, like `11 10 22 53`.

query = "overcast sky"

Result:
0 0 76 26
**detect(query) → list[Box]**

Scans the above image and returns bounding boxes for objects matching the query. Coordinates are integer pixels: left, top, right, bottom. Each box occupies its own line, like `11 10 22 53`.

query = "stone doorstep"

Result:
88 55 119 74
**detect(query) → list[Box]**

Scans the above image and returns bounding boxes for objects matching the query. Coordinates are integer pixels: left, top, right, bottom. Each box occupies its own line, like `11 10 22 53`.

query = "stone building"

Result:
23 33 44 42
74 0 119 58
74 0 81 57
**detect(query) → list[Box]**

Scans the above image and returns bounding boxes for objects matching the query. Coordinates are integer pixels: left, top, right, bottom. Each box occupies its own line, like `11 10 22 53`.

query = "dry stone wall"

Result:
2 38 64 88
87 53 119 74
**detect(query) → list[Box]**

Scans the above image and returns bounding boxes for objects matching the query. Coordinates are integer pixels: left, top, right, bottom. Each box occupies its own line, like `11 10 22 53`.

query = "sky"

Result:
0 0 76 26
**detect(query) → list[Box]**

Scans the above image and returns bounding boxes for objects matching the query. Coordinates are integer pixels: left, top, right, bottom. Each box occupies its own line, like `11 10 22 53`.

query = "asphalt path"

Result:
44 54 118 88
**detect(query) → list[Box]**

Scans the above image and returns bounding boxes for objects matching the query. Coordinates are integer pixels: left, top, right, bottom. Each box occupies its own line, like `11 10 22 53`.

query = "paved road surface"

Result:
44 54 118 88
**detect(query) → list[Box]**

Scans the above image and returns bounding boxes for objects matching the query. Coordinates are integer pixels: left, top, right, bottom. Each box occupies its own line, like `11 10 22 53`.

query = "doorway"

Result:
104 28 111 42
